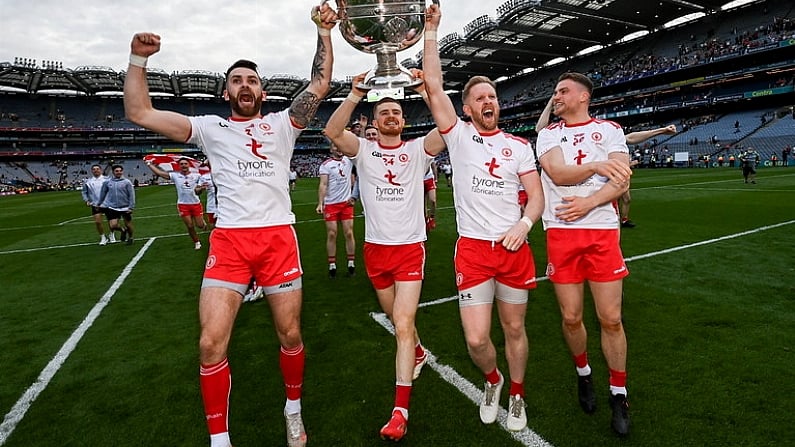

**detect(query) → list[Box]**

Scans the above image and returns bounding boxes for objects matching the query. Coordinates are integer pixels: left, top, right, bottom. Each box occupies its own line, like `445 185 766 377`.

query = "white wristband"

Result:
520 216 533 231
346 92 362 104
317 27 331 37
424 30 438 41
129 54 148 68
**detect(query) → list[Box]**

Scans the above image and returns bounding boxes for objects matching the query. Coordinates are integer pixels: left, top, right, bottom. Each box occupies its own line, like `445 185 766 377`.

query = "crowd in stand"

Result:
1 14 794 194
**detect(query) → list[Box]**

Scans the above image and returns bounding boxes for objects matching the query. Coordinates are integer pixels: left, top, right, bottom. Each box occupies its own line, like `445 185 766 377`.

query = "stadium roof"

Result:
0 0 765 98
425 0 757 89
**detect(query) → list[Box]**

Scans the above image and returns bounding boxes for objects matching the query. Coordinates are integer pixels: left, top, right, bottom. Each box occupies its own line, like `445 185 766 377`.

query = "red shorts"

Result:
454 237 537 291
324 201 354 222
205 213 217 224
178 203 204 217
363 242 425 290
424 177 437 193
517 190 528 207
545 228 628 283
204 225 303 288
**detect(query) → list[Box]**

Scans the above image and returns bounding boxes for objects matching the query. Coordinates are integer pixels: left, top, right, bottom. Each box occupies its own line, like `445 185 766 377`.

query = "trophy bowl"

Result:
337 0 428 90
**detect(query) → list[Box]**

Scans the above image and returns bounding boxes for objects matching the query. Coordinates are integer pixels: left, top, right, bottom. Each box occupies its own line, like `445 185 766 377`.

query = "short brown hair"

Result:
462 76 497 103
374 97 402 113
225 59 260 86
558 72 593 97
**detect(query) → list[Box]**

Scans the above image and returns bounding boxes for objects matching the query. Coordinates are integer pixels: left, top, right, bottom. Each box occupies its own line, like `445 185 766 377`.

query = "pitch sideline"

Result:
0 238 157 446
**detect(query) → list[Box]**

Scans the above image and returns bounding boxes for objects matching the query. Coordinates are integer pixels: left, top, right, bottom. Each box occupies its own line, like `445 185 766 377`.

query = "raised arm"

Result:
323 74 366 158
123 33 192 142
421 4 458 132
144 159 171 180
289 3 337 128
409 69 447 156
536 96 554 131
625 124 677 145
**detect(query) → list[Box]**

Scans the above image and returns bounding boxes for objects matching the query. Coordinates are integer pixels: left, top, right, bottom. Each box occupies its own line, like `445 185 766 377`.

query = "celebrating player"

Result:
422 4 544 431
323 72 444 441
146 156 207 249
122 3 337 446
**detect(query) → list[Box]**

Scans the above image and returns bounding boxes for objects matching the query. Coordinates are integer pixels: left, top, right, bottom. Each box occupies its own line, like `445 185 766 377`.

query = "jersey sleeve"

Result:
535 127 557 159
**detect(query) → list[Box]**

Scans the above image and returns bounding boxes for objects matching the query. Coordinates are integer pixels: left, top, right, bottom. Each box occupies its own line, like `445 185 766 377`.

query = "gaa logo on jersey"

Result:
501 148 513 158
591 132 603 142
399 153 409 163
259 123 272 133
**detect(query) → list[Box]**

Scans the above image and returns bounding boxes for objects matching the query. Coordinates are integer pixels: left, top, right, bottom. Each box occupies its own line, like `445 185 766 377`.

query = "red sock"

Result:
485 368 501 385
395 384 412 410
573 351 589 369
280 344 305 400
347 254 355 262
509 381 524 398
200 358 231 435
327 256 336 264
609 369 627 388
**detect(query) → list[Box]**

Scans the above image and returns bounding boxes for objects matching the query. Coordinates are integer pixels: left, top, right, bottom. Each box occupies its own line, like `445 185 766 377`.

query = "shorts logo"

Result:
279 282 293 289
613 265 627 275
459 292 473 301
205 255 217 270
283 267 300 277
545 262 555 277
455 272 463 286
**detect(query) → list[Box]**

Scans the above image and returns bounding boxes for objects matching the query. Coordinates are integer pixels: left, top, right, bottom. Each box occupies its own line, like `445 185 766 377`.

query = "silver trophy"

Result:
337 0 430 90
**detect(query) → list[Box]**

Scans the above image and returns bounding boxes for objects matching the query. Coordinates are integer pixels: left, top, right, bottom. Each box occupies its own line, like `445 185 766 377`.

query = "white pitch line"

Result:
370 312 554 447
623 219 795 262
370 217 795 446
0 238 156 446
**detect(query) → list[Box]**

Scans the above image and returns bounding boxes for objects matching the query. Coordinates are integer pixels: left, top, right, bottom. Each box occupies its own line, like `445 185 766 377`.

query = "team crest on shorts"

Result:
455 272 463 286
205 255 217 270
545 262 555 277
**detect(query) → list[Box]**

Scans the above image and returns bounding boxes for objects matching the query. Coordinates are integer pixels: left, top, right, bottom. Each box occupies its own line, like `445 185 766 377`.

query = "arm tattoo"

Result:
290 36 328 127
311 36 327 82
290 91 322 128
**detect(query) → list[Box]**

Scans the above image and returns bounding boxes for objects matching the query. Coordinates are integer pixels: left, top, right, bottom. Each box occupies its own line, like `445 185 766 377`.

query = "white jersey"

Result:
536 118 628 230
82 175 107 205
351 137 433 245
187 109 301 228
168 171 202 205
198 172 217 214
318 157 354 205
441 119 537 240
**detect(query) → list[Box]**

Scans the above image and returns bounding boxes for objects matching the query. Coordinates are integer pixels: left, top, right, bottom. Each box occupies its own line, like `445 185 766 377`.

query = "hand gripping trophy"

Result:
336 0 438 90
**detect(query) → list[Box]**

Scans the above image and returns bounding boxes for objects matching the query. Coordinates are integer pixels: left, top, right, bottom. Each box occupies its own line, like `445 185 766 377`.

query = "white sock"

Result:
576 364 592 376
285 398 301 415
209 432 231 447
610 385 628 396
